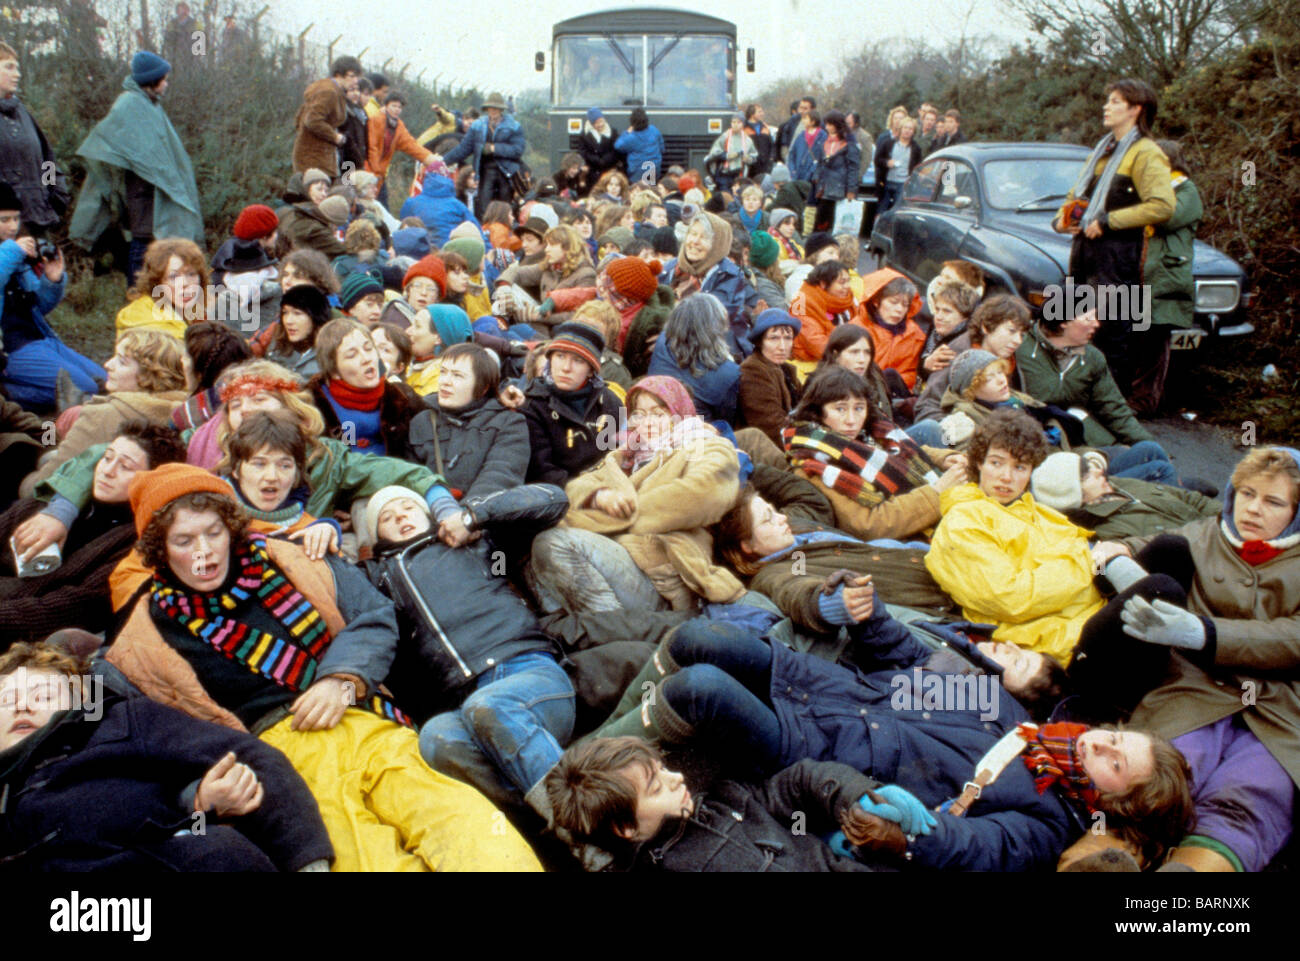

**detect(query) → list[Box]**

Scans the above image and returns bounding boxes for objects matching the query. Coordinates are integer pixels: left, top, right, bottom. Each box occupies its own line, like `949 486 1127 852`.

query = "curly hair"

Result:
344 218 382 254
965 407 1050 482
114 420 189 469
592 169 630 201
114 329 188 393
0 641 89 679
215 359 325 475
137 491 249 574
185 321 252 391
128 238 210 304
971 293 1032 341
281 248 340 294
542 224 592 276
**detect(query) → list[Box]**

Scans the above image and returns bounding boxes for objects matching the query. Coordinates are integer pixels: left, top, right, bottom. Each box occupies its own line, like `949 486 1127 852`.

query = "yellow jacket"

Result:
924 483 1103 664
463 281 493 322
115 295 187 339
414 107 458 149
406 359 439 398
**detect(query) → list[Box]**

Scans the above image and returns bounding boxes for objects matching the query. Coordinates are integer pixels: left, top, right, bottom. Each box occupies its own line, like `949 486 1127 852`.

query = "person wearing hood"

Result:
68 51 203 285
522 322 624 487
614 107 665 184
278 173 349 260
790 257 858 365
855 268 926 391
662 211 757 357
597 254 675 379
738 308 804 446
0 639 335 872
359 480 572 811
404 302 473 398
398 170 480 248
309 318 424 458
0 41 70 235
577 107 620 183
1070 446 1300 872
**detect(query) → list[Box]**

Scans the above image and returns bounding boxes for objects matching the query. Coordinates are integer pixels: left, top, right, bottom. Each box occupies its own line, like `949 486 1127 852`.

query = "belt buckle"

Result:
961 780 982 801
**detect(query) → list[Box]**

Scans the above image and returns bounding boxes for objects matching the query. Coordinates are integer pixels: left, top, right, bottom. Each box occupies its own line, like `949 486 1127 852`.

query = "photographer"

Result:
0 182 104 411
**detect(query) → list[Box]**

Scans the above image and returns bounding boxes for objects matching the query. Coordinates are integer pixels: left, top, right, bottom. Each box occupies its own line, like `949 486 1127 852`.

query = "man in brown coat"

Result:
293 56 362 177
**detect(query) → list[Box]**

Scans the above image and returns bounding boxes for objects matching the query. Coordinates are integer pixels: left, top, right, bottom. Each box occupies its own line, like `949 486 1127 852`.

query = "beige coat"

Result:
799 443 951 542
564 435 745 609
1127 516 1300 787
19 389 187 498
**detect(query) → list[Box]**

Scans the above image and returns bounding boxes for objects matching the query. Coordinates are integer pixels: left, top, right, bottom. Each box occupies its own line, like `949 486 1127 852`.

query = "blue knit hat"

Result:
131 51 171 87
426 305 473 356
587 107 604 122
748 308 801 346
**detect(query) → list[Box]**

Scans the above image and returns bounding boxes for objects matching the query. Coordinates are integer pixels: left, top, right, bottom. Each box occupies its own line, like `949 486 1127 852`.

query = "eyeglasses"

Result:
407 281 439 295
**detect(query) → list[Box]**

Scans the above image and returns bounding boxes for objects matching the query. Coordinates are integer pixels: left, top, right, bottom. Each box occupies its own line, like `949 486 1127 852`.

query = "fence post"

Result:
251 5 269 48
326 35 342 71
297 24 313 75
139 0 153 52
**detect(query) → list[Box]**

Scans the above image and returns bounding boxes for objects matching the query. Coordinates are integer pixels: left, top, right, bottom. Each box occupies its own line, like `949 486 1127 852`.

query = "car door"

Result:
887 160 943 283
910 158 981 288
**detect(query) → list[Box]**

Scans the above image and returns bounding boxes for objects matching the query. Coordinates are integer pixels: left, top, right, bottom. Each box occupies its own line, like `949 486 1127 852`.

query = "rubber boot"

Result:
597 631 683 731
591 678 694 745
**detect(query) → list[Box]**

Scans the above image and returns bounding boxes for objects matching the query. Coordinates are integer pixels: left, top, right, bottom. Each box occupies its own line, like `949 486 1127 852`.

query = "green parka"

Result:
1144 174 1203 330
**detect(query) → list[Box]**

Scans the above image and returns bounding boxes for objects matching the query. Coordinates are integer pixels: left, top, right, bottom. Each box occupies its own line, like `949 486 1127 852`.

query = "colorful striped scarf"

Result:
1019 722 1099 811
150 535 412 726
783 420 939 507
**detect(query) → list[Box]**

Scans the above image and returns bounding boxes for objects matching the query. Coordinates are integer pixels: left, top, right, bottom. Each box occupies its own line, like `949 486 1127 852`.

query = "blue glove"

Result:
858 785 937 837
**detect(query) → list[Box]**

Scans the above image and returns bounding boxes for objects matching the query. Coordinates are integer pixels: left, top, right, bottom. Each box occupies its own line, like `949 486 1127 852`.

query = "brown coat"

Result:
1127 516 1300 787
19 390 187 498
293 78 347 176
796 444 950 542
105 539 351 733
564 436 746 609
737 353 801 446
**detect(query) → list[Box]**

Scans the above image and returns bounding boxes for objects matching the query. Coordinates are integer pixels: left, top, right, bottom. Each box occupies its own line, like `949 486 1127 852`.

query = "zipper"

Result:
393 549 474 679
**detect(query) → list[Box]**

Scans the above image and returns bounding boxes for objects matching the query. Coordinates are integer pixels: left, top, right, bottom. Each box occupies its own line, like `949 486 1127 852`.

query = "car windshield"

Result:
983 159 1086 210
554 34 731 108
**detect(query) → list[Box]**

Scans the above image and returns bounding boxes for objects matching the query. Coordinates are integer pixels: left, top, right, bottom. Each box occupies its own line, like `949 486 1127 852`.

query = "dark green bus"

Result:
536 7 753 176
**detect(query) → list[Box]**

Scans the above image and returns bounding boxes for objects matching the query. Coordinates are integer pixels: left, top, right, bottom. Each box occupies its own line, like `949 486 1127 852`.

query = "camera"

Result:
11 536 62 578
36 238 59 261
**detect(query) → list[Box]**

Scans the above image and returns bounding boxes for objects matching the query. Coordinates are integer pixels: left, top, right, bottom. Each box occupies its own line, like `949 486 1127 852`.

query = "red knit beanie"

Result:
402 255 448 298
128 463 236 537
605 256 661 302
678 172 700 194
232 204 279 241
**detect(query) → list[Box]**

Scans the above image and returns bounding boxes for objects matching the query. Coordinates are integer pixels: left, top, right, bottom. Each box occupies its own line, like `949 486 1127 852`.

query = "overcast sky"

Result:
261 0 1028 98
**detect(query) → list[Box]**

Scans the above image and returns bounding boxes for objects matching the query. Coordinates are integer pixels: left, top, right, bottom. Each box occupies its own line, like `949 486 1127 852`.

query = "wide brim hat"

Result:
481 92 508 111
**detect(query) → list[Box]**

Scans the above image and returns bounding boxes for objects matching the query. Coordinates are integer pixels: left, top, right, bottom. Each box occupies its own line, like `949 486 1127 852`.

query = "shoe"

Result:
1181 476 1220 497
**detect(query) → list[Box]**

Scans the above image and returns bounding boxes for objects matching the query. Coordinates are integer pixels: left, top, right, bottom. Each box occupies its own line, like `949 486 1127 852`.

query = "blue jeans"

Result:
905 419 946 449
418 651 575 801
878 181 905 214
662 620 783 774
1102 441 1177 486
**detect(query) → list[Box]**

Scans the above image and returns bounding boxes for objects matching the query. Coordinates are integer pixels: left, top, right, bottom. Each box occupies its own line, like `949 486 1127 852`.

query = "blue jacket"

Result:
0 239 64 352
811 137 862 202
768 607 1083 871
647 335 741 426
662 256 758 358
442 113 526 180
399 175 480 248
787 127 827 183
614 126 665 182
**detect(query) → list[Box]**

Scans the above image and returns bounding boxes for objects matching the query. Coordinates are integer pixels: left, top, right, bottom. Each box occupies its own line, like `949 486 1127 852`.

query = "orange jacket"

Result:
857 268 926 389
486 221 522 252
790 281 860 362
366 113 434 179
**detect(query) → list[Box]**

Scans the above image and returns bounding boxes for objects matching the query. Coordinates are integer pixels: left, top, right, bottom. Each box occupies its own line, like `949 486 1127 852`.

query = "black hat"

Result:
280 283 331 327
220 238 276 273
514 216 551 241
0 181 20 213
804 231 838 261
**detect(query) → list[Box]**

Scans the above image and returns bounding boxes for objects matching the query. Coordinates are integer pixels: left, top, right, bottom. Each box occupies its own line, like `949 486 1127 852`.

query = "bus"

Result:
536 8 754 176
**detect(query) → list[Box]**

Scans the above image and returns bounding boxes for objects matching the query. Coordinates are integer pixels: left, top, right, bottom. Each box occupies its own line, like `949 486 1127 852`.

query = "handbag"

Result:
508 165 534 200
833 198 865 235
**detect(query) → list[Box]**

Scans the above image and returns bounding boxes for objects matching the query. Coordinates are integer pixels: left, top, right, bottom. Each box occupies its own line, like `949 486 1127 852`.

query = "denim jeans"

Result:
662 619 783 773
878 181 905 214
418 651 575 802
1102 441 1177 485
526 527 667 614
905 419 946 449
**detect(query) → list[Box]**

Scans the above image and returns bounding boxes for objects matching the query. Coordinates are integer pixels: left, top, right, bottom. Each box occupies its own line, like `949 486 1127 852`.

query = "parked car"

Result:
869 142 1251 348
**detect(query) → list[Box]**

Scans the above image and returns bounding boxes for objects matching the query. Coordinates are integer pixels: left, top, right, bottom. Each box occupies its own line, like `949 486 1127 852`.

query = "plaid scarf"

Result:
150 535 412 726
770 229 802 260
783 420 939 507
1019 722 1099 811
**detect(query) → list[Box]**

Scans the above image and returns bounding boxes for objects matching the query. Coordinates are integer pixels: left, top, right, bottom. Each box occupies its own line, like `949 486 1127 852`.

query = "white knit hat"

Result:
363 486 430 544
1031 452 1084 511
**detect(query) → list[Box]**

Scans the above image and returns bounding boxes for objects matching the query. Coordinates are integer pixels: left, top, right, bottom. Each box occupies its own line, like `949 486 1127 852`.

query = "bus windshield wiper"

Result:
603 33 634 74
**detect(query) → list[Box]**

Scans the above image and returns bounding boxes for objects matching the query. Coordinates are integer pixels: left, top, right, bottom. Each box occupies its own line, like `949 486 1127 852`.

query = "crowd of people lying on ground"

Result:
0 46 1294 873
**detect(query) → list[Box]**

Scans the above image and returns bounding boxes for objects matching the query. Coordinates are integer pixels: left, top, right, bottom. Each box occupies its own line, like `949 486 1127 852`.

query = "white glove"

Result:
1120 596 1206 650
939 411 976 448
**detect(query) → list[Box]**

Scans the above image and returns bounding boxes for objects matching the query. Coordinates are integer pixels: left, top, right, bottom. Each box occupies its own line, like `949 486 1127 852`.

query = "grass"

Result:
45 262 124 367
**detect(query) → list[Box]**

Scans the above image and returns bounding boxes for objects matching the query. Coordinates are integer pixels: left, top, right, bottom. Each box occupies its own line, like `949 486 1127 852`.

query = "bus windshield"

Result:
554 33 731 108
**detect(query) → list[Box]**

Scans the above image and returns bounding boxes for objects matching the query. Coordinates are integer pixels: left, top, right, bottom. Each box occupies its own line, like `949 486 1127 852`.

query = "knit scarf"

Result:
771 229 802 260
782 420 939 507
1070 126 1142 230
1219 518 1296 566
798 281 856 327
231 481 310 533
1019 722 1099 811
326 378 385 411
626 415 717 473
150 535 412 727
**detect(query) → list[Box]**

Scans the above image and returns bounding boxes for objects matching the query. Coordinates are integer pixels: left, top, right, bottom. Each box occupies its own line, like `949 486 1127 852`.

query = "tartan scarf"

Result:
150 535 412 727
770 229 802 261
782 419 939 507
1019 722 1099 811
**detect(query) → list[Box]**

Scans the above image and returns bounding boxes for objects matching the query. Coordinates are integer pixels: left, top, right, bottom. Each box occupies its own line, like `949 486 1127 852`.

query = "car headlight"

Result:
1195 280 1240 313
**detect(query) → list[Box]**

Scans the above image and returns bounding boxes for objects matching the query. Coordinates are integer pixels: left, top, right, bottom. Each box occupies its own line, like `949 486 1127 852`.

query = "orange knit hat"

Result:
128 463 235 537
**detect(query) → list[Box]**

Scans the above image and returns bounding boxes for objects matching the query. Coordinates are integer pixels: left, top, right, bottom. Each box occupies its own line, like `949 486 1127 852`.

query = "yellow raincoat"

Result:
924 483 1104 664
115 294 188 339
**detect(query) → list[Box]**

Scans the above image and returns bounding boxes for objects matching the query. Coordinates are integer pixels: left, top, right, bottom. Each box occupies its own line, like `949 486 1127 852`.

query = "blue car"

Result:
869 142 1251 348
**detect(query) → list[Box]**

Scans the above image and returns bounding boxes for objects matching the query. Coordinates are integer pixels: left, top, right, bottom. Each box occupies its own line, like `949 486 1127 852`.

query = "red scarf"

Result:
1019 722 1100 811
1237 541 1283 566
327 377 385 411
823 133 846 158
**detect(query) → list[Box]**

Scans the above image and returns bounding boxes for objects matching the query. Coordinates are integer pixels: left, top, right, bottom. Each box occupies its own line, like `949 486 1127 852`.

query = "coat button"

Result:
486 658 496 666
870 722 880 730
922 712 931 720
552 411 560 420
860 708 867 715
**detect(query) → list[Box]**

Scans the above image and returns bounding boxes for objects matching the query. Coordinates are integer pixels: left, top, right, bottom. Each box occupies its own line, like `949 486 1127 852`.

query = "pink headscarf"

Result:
623 376 717 471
